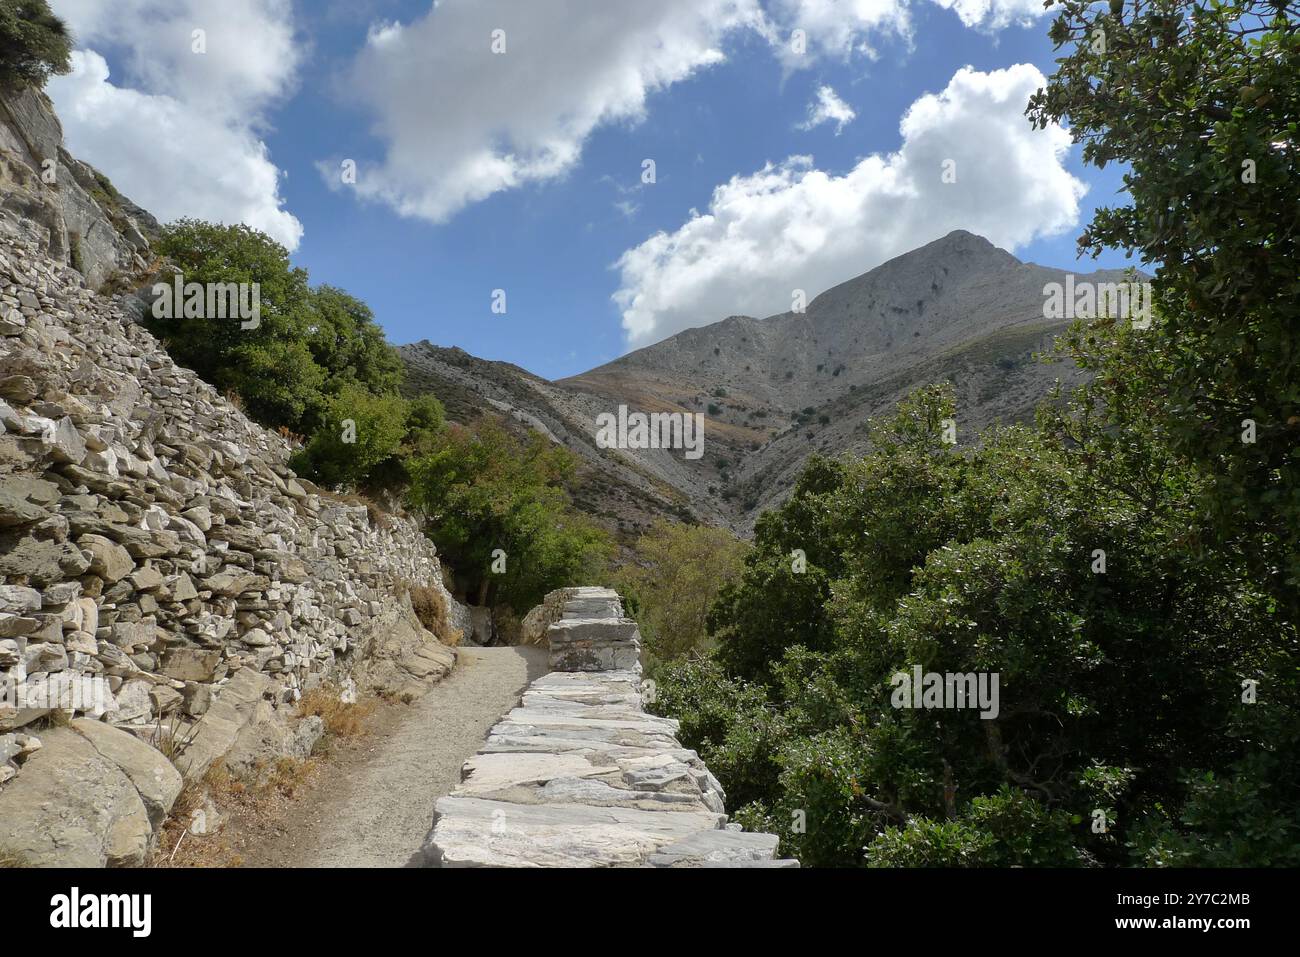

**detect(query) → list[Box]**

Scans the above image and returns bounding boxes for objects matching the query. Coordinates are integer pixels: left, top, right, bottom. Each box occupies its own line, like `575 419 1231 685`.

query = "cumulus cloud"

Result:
928 0 1046 30
48 52 304 249
765 0 912 63
797 85 856 134
329 0 766 223
328 0 1052 225
46 0 303 249
613 64 1086 349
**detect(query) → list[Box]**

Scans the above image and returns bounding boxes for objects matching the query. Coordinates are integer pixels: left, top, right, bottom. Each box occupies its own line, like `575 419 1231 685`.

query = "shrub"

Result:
867 790 1081 868
290 385 408 489
407 416 611 612
616 520 748 662
297 685 375 738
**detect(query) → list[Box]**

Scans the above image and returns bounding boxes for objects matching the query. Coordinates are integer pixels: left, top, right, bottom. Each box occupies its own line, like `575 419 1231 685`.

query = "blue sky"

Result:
47 0 1135 380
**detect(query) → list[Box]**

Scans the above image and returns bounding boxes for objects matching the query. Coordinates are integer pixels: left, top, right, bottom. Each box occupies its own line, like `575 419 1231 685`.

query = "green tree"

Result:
1028 0 1300 614
306 285 404 428
707 454 846 683
148 220 412 442
0 0 71 89
407 416 611 610
617 521 749 663
149 220 324 428
289 384 408 489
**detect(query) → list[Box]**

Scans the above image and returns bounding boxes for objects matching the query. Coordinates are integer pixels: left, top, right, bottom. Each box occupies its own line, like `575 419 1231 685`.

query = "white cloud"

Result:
47 52 304 250
928 0 1045 30
797 85 857 134
329 0 1051 225
766 0 912 63
613 64 1086 349
46 0 303 249
328 0 766 222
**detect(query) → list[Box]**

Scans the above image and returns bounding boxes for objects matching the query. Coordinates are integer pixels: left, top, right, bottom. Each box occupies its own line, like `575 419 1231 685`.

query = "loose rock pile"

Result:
0 234 460 865
427 588 794 867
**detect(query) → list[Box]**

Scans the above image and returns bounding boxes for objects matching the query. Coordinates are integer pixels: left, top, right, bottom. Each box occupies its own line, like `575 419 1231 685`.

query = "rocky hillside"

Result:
0 85 156 290
0 202 467 866
405 231 1140 535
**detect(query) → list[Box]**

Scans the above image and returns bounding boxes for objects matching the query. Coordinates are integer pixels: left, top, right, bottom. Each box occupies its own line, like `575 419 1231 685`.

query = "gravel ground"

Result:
249 646 548 868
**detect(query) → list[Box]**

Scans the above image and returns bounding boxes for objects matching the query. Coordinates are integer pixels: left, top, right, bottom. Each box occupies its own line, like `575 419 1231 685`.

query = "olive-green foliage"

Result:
406 416 611 612
617 520 749 663
305 285 404 430
288 384 409 489
707 454 846 683
1029 0 1300 615
149 220 323 428
659 375 1298 866
0 0 71 89
655 0 1299 870
867 789 1081 867
147 220 403 437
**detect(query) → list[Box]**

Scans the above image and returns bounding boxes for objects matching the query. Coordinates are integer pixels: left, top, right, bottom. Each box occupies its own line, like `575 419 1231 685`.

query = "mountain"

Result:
402 230 1141 539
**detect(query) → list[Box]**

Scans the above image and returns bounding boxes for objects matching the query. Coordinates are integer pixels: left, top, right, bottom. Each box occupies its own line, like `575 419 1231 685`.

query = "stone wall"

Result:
0 234 461 864
425 588 795 867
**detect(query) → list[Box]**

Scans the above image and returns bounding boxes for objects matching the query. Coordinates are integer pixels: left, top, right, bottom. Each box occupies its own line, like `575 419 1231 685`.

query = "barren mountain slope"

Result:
403 231 1142 535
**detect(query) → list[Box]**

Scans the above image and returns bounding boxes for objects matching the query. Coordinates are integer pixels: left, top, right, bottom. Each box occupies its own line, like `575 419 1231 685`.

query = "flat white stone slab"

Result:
424 590 794 867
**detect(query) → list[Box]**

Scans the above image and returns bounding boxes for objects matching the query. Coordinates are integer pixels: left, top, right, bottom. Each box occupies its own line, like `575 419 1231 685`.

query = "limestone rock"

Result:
160 647 220 682
70 718 183 827
425 590 792 868
0 727 150 867
79 533 134 583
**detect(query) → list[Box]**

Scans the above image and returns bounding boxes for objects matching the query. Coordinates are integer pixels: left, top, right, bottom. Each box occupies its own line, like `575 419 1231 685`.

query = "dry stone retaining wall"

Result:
0 234 461 865
426 587 795 867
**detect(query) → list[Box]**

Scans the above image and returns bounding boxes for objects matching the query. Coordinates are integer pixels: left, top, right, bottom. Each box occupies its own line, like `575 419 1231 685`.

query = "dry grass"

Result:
150 711 199 762
297 684 376 738
493 606 522 645
276 424 306 448
151 689 387 867
0 849 31 868
151 755 324 868
151 763 246 868
223 388 245 412
407 583 461 646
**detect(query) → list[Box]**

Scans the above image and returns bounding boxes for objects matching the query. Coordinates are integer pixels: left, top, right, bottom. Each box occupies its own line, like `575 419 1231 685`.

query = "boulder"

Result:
70 718 182 827
0 727 151 867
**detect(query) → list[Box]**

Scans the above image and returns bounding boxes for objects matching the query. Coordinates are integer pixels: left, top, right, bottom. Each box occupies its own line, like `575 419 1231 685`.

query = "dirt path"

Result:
243 645 548 868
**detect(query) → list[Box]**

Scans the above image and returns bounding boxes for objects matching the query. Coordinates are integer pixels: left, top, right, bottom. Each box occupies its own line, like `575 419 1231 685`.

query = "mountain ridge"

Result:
400 230 1146 538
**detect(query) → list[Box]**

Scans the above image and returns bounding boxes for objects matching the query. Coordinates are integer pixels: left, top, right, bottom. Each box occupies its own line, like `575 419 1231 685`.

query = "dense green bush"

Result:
0 0 71 89
658 375 1296 866
406 416 611 612
147 220 405 438
288 384 409 489
149 220 326 429
652 0 1299 870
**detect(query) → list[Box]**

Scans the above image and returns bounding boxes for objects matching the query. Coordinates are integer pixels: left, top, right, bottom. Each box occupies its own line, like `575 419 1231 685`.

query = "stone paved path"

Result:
427 588 793 867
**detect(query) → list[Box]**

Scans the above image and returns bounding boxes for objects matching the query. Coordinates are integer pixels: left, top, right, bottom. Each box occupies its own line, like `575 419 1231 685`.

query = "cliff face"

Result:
0 229 465 863
0 85 155 290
